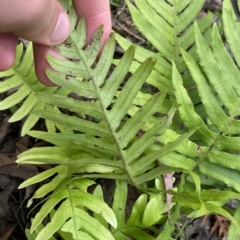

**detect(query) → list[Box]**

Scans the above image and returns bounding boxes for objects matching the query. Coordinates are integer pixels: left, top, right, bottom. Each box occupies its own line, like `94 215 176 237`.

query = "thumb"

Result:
73 0 112 49
0 0 70 46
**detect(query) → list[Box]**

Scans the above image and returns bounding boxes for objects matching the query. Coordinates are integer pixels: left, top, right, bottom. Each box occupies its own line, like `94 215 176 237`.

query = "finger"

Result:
0 0 70 46
0 33 18 71
33 43 59 86
34 0 112 85
72 0 112 49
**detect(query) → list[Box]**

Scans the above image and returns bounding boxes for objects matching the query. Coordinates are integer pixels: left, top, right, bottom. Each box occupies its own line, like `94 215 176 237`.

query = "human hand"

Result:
0 0 112 85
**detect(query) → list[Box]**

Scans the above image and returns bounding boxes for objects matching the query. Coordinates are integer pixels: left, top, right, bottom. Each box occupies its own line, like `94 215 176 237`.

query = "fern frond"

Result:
13 0 235 238
16 13 185 189
112 179 169 239
113 0 216 151
0 42 67 135
13 3 202 237
170 0 240 226
28 178 116 240
116 0 214 78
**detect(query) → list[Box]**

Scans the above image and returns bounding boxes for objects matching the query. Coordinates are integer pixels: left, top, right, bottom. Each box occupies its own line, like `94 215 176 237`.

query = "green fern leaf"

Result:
30 178 116 240
112 180 128 228
14 2 211 238
121 227 155 240
37 204 114 240
0 84 31 110
200 189 240 203
142 194 163 226
131 129 196 176
170 1 240 229
113 0 215 154
135 166 179 185
181 46 240 135
116 0 214 78
127 194 147 226
26 167 67 207
112 179 169 239
194 22 239 116
118 92 165 148
211 23 240 95
108 57 155 130
93 186 108 229
173 191 238 226
228 203 240 239
9 92 38 122
158 129 201 158
156 204 180 240
223 0 240 67
0 42 66 135
14 14 182 192
199 161 240 192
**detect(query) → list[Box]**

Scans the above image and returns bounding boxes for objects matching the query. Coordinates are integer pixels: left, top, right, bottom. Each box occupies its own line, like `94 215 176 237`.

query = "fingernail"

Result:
50 12 70 44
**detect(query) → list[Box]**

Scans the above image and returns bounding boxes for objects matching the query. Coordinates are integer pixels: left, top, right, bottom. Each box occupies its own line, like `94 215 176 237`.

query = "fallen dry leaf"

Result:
210 214 230 237
0 153 16 166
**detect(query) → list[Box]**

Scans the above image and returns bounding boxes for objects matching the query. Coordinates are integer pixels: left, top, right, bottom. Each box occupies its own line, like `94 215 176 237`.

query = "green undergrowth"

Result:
1 0 240 239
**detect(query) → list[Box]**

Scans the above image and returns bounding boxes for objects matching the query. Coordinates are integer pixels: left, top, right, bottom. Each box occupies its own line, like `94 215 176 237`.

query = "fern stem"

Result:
71 38 139 189
67 185 79 239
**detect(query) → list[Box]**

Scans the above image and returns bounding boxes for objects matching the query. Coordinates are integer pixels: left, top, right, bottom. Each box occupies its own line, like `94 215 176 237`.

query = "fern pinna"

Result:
0 0 240 239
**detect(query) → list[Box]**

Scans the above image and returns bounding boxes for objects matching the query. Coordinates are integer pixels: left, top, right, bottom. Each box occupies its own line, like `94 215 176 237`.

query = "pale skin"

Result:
0 0 112 85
